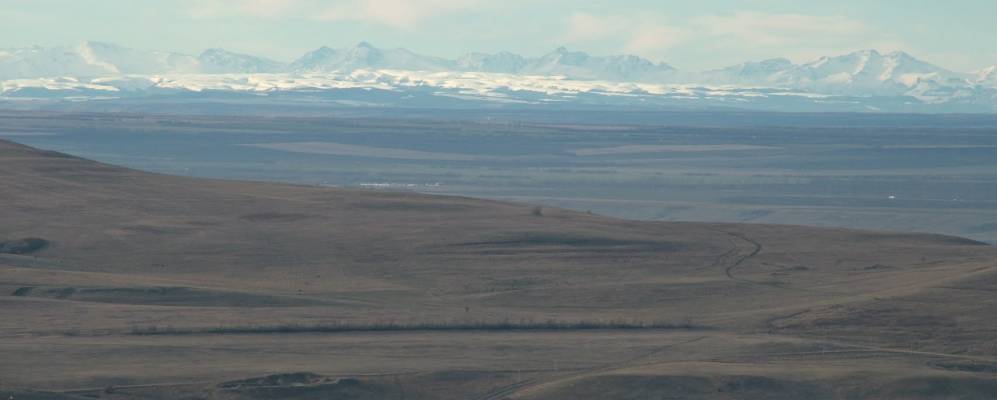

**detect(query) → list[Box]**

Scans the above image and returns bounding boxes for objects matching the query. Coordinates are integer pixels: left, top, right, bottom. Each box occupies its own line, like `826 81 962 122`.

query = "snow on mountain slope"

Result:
288 42 454 72
521 47 676 82
702 50 980 99
704 58 794 85
776 50 966 95
0 76 122 95
198 49 285 73
0 44 118 79
1 42 996 112
0 70 823 104
0 42 214 78
77 41 200 75
456 51 528 73
2 70 995 113
288 44 676 82
904 78 977 103
977 66 997 87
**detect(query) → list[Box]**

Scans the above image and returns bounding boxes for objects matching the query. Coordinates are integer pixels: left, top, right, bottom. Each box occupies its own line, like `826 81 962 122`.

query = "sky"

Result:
3 0 996 71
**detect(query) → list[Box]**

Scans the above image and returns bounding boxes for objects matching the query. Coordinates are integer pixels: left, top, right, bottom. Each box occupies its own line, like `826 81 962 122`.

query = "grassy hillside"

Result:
1 138 996 399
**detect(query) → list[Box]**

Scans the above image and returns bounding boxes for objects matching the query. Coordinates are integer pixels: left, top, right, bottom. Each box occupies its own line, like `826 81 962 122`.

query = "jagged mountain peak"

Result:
759 57 793 66
723 57 795 72
199 48 232 56
783 49 964 94
541 47 591 63
288 42 453 72
524 47 675 80
885 50 915 59
456 51 527 73
78 41 121 50
198 48 284 73
977 66 997 86
806 49 943 70
2 41 995 111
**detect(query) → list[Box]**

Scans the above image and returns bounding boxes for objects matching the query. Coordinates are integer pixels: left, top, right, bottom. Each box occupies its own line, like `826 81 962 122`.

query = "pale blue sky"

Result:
3 0 996 71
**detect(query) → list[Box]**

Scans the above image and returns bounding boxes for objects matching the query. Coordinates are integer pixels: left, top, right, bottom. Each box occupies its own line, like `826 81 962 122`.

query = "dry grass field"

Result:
2 138 997 399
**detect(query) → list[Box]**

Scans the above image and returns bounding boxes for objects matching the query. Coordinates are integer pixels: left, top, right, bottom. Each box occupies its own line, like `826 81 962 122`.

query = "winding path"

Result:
473 336 708 400
722 231 763 284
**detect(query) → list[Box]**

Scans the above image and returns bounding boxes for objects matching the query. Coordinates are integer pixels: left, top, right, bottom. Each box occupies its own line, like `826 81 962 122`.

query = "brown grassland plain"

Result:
1 139 996 399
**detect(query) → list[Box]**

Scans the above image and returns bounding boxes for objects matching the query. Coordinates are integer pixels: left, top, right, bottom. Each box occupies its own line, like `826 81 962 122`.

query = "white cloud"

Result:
917 50 994 72
561 13 630 43
188 0 483 28
693 12 870 47
315 0 481 29
188 0 300 19
685 12 914 64
624 25 686 55
555 10 916 68
560 12 687 58
240 0 299 17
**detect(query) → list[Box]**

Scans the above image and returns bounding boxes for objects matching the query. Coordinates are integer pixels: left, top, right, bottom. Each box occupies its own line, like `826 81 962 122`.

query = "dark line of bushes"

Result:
127 318 704 336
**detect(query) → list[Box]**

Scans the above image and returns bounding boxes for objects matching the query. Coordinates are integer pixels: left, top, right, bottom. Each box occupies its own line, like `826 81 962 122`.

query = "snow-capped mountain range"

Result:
2 41 996 113
710 50 973 95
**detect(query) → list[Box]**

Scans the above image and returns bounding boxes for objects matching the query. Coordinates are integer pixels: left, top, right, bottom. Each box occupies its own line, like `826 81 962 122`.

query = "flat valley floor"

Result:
3 110 997 244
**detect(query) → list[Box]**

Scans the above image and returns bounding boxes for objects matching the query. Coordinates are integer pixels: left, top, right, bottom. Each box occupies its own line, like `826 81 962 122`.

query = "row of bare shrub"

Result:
127 318 702 336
